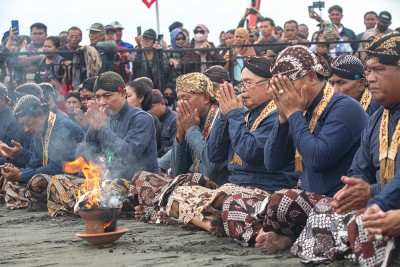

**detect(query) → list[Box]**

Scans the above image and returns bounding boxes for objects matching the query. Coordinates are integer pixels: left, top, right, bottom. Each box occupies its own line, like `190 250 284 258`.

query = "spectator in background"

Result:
248 27 259 44
17 35 30 51
88 23 105 46
356 11 378 40
150 89 177 158
163 86 176 111
311 22 353 57
219 29 235 57
34 36 65 87
363 11 394 38
1 28 24 89
110 21 133 49
282 20 308 46
275 26 283 40
39 82 68 118
298 24 309 40
64 92 85 123
255 18 285 57
327 5 357 52
132 29 170 90
315 36 333 66
18 23 48 83
58 31 68 47
166 29 187 87
181 24 225 73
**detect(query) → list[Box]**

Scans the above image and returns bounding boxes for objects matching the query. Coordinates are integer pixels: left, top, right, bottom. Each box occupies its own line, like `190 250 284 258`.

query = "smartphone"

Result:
11 20 19 35
308 6 315 18
137 26 142 36
249 8 258 15
157 34 164 44
325 22 333 37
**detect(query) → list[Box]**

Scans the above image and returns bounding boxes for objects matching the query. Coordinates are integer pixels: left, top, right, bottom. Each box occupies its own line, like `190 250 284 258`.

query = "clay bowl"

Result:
76 228 129 246
79 207 120 234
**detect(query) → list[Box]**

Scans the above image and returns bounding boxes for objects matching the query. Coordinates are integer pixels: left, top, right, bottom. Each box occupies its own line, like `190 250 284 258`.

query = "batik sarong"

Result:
291 198 355 264
4 181 28 209
222 192 270 246
348 209 400 267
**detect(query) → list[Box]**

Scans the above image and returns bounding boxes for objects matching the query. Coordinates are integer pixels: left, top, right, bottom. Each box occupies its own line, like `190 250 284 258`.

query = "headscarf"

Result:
243 56 273 78
176 73 217 102
170 28 185 49
271 45 329 80
329 55 365 80
233 28 256 57
365 31 400 66
193 24 209 48
203 65 231 83
93 71 125 93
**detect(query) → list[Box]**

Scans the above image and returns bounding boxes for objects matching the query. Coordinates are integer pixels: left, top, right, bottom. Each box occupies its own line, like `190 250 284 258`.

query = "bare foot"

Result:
156 210 170 224
255 231 294 251
134 205 144 221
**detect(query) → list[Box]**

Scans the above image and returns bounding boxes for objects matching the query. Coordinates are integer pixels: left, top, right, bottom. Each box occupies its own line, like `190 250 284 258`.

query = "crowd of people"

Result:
0 4 399 267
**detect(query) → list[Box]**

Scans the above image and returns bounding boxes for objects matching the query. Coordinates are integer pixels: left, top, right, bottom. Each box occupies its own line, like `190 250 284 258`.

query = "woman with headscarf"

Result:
181 24 225 74
166 28 187 88
223 28 256 86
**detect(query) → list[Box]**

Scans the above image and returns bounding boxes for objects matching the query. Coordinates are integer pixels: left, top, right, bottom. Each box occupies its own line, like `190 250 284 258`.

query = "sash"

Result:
359 89 372 111
295 84 335 172
43 111 57 166
379 109 400 184
230 100 277 166
193 104 219 172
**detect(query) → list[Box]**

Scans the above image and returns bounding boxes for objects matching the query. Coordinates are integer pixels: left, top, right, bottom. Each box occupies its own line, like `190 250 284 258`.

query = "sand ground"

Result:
0 205 358 267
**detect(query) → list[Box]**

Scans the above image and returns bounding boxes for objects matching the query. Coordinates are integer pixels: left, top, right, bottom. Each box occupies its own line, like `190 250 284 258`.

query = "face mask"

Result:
165 96 174 105
377 23 388 32
194 33 207 42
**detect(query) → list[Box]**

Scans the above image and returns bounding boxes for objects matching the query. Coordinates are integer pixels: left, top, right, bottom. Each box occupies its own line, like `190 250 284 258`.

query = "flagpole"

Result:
156 0 160 34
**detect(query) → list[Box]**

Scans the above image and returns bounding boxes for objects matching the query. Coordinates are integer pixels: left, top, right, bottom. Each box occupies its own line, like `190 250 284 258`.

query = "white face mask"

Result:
194 33 207 42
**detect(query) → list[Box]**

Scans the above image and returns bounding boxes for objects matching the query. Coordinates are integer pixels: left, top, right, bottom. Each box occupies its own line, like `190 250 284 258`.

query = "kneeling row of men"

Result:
1 32 400 266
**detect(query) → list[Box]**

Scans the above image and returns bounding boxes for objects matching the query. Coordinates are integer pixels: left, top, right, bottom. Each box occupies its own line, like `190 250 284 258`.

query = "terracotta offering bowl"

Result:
76 207 128 246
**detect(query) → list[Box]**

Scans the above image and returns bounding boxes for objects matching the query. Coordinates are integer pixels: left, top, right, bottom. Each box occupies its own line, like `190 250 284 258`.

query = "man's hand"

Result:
169 58 180 69
200 41 214 56
363 205 400 240
1 163 22 182
175 109 186 144
0 140 23 159
218 81 243 116
331 176 371 214
74 108 89 129
269 75 308 123
86 100 108 131
177 100 200 132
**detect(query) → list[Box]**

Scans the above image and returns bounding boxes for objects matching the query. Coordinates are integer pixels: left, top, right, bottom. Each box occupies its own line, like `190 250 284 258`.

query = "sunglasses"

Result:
248 35 256 38
176 37 186 41
193 29 205 34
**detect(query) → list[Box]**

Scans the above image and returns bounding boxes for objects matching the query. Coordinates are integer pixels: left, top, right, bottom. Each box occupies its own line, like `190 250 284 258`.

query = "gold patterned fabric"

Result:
176 72 217 102
366 31 400 66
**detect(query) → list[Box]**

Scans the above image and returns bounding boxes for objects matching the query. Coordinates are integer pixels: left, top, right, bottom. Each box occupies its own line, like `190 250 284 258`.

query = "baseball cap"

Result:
143 29 157 40
110 21 124 29
378 11 392 23
87 23 105 33
105 25 117 33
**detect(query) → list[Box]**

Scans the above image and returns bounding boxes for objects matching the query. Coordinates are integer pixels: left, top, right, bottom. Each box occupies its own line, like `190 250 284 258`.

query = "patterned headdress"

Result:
203 65 231 83
271 45 329 80
366 31 400 66
329 55 365 80
15 83 44 99
243 56 273 78
176 73 217 102
93 71 125 93
13 95 47 118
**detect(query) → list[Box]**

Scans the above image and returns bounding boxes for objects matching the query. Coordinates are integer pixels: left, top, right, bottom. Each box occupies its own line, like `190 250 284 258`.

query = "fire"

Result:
104 222 112 229
64 156 102 209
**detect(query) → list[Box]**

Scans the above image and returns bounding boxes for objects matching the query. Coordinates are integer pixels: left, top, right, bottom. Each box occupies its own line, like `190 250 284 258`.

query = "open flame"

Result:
64 156 102 209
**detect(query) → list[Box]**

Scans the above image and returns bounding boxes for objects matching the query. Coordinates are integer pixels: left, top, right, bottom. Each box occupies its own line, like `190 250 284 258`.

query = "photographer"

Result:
237 8 263 29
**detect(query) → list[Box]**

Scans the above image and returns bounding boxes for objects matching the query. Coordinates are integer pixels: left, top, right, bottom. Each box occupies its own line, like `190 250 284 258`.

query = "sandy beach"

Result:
0 205 358 267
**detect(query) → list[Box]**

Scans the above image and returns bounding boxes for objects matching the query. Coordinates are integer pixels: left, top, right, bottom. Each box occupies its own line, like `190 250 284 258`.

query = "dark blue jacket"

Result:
21 114 85 183
367 170 400 212
208 100 298 191
265 86 368 197
79 101 159 180
0 108 25 166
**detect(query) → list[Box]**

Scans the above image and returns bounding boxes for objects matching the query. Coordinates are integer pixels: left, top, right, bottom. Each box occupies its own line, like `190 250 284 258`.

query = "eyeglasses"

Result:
248 35 256 38
237 79 269 92
193 29 205 34
175 37 186 41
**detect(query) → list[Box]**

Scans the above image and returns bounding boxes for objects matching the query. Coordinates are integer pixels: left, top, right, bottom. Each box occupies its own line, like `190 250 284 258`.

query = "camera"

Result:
249 8 258 15
312 1 325 9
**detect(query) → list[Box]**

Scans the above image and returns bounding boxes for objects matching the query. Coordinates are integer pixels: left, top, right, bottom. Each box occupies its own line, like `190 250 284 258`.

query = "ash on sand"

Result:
0 206 357 267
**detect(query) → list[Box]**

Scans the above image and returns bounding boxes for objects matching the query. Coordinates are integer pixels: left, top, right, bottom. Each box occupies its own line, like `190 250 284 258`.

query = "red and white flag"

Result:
142 0 156 8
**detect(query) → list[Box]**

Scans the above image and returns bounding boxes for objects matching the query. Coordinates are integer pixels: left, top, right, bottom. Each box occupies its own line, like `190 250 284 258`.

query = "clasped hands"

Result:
86 100 107 131
176 100 200 144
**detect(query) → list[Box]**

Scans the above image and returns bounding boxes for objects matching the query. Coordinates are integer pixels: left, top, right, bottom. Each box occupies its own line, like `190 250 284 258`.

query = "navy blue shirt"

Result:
348 103 400 197
171 105 229 185
21 114 85 183
159 107 177 157
208 100 298 191
265 86 368 197
367 170 400 212
0 108 25 166
80 101 159 180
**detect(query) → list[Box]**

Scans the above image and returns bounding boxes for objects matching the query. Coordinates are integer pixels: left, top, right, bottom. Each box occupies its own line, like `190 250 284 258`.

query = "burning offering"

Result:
63 157 128 245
